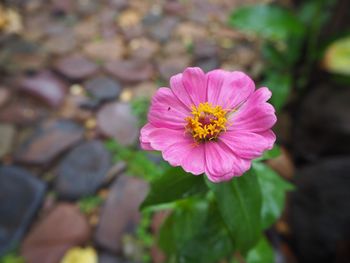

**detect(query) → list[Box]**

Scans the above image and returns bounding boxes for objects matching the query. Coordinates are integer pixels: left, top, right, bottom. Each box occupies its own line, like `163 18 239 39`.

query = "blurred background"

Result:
0 0 349 262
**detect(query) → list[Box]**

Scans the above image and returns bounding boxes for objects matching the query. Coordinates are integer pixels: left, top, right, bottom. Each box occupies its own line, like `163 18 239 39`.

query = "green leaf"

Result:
246 236 274 263
323 36 350 76
253 162 294 229
262 72 292 111
206 169 262 254
78 195 103 214
159 199 234 263
140 167 208 210
229 4 305 41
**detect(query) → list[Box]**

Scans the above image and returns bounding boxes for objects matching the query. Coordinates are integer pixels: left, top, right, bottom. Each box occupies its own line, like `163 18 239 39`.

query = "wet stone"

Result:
18 71 67 108
55 140 111 200
0 166 46 256
21 203 90 263
95 175 148 253
54 54 99 80
104 59 154 83
84 76 121 103
15 119 84 165
97 102 138 146
0 124 15 158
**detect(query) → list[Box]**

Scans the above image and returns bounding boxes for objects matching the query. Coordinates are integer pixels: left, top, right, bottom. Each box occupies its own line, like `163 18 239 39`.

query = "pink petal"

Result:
170 73 193 108
259 130 276 150
182 67 207 106
140 123 156 150
204 141 235 182
181 144 205 175
220 131 274 159
206 70 255 110
148 88 189 129
228 87 276 132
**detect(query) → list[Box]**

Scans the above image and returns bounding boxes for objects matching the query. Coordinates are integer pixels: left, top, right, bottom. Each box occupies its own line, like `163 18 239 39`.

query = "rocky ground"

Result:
0 0 265 262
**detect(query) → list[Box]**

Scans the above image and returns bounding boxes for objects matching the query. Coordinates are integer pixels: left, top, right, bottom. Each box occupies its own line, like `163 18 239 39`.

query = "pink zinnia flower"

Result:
140 67 276 182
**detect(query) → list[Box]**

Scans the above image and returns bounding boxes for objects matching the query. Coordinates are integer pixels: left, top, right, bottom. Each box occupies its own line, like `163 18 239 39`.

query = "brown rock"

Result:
15 119 84 165
0 102 42 125
54 54 99 80
0 87 10 108
95 175 148 253
128 37 159 60
18 71 67 108
104 59 154 83
0 124 15 158
97 102 138 146
21 203 90 263
44 31 77 55
83 38 124 62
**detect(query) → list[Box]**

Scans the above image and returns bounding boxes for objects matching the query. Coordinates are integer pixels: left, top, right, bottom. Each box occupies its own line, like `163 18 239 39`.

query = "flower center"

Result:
185 102 228 142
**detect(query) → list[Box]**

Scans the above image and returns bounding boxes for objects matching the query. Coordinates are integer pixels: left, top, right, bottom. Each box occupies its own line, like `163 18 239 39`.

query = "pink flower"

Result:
140 67 276 182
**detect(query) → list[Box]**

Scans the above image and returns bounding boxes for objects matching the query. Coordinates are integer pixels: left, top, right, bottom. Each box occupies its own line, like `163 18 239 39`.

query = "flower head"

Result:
140 67 276 182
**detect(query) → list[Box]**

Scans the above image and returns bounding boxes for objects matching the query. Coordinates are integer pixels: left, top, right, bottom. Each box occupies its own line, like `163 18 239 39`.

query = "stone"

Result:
294 85 350 161
0 124 15 158
18 71 67 108
73 17 99 41
290 158 350 263
99 253 128 263
97 102 138 145
55 140 111 199
15 119 84 165
83 38 124 62
108 0 128 10
54 54 99 80
84 76 121 103
0 166 46 256
44 31 77 55
128 37 159 60
104 59 154 83
193 40 218 59
163 1 185 16
147 17 178 43
21 203 91 263
95 175 148 253
0 87 10 107
0 102 42 125
158 56 191 80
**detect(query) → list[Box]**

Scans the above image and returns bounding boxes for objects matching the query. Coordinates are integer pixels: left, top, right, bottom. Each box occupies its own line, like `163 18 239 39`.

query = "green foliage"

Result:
136 210 154 263
131 97 150 127
262 72 292 112
105 140 166 181
159 198 234 263
206 169 262 254
229 4 304 41
78 195 103 214
253 162 294 229
245 236 274 263
141 167 208 210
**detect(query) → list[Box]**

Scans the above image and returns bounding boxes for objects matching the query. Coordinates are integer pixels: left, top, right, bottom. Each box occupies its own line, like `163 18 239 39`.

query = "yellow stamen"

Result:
185 102 228 142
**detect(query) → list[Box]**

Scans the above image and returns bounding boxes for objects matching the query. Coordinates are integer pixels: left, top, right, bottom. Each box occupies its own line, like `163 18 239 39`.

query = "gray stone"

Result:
84 76 121 102
95 175 148 253
55 140 111 199
97 102 138 146
0 166 46 256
